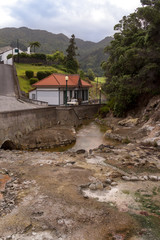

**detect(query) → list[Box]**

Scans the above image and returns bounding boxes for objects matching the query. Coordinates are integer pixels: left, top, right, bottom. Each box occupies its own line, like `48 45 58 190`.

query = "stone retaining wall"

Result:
0 104 101 147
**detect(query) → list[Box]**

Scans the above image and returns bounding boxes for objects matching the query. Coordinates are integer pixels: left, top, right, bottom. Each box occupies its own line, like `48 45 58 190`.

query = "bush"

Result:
45 71 52 77
36 71 53 80
37 71 46 80
98 105 110 118
7 54 13 59
25 70 34 79
19 52 30 58
31 53 46 60
32 63 43 66
30 78 38 85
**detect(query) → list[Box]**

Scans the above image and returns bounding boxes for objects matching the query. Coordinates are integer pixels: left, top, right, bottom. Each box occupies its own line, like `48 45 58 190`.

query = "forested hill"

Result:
103 0 160 117
0 27 112 74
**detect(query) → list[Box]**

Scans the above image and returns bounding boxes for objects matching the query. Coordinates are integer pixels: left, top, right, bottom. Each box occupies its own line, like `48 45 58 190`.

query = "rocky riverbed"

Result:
1 97 160 240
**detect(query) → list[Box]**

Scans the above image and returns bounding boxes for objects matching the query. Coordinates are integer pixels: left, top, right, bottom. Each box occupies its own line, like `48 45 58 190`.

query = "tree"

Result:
65 34 79 73
103 0 160 116
29 41 41 53
47 51 65 65
86 68 95 81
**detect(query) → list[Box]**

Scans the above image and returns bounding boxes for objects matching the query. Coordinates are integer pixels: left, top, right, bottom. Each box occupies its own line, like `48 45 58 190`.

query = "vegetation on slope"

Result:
103 0 160 116
0 27 112 75
15 63 66 93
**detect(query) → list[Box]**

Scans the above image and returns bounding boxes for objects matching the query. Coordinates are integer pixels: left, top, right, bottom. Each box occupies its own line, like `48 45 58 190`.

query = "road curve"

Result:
0 64 15 97
0 64 43 112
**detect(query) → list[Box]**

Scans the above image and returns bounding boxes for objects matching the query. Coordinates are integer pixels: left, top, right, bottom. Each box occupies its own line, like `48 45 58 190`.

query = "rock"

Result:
122 176 130 181
95 181 104 190
143 175 149 180
111 182 117 186
105 178 112 184
138 176 145 181
130 176 139 181
105 130 123 142
149 175 158 181
118 117 139 127
89 181 104 190
89 183 96 190
89 149 92 154
6 236 12 240
76 149 86 154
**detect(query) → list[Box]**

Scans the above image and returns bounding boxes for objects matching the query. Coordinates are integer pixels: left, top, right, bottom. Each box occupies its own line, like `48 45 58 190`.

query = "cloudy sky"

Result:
0 0 141 42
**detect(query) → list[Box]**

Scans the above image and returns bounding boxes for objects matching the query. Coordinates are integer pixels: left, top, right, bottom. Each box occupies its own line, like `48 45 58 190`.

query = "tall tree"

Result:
29 41 41 53
65 34 79 73
103 0 160 116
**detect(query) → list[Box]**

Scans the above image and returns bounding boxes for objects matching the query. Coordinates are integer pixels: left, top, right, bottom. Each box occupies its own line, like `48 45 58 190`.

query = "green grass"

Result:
135 188 160 216
15 63 66 93
94 76 106 84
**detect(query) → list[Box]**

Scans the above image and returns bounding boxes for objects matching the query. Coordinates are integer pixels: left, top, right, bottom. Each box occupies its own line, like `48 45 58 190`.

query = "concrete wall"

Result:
0 107 57 147
0 104 101 147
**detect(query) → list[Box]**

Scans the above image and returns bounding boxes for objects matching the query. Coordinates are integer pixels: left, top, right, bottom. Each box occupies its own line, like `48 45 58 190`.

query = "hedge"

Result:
25 70 34 79
37 71 52 80
30 78 38 85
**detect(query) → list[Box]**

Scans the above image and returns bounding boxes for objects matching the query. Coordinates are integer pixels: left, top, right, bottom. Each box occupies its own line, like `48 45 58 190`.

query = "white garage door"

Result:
37 90 59 105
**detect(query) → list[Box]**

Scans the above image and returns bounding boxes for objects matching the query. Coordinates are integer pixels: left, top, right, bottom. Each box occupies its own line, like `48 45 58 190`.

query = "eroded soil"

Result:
1 107 160 239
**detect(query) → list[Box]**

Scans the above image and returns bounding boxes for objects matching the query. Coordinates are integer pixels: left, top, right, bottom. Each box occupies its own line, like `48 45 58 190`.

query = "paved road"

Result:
0 64 42 112
0 64 15 97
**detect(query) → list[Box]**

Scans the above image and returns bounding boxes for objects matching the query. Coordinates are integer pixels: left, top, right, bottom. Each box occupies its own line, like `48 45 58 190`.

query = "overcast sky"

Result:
0 0 141 42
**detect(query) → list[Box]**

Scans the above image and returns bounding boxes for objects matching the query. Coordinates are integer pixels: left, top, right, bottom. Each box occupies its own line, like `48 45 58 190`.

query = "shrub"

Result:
32 63 43 66
45 71 52 77
19 52 30 58
30 78 38 85
37 71 53 80
98 105 110 118
7 54 13 59
31 53 46 60
37 71 46 80
25 70 34 79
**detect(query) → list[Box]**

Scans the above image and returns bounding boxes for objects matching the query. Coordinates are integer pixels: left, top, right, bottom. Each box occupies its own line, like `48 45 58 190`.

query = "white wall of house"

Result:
60 90 64 105
29 88 89 105
0 48 23 65
29 90 37 100
29 88 59 105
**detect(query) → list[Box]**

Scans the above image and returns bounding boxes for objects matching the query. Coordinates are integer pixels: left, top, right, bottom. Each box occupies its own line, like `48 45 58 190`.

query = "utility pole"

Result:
17 39 19 63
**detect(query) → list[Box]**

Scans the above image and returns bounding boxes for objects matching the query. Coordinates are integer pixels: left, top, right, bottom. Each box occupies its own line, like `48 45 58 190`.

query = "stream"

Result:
71 121 107 151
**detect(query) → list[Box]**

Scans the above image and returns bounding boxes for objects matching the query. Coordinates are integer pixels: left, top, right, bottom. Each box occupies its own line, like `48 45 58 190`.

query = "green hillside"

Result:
15 63 66 93
0 27 112 75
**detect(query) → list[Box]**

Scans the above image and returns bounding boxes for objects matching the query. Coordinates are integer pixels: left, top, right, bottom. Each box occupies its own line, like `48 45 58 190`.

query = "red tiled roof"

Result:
33 73 92 88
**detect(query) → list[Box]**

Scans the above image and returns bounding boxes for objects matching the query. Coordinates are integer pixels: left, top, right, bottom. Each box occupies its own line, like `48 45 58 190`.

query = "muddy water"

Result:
71 121 111 151
45 121 115 152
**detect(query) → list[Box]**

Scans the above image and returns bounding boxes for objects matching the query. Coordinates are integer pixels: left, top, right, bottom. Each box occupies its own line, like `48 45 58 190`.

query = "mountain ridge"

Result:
0 27 112 74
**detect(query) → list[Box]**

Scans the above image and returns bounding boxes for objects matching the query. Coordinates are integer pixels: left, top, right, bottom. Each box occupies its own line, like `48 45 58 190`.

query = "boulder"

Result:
149 175 158 181
95 181 104 190
89 183 96 190
76 149 86 154
122 176 131 181
118 117 139 127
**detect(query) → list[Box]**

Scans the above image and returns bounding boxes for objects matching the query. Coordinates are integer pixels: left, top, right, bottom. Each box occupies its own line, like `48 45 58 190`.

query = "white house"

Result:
29 73 92 105
0 46 23 65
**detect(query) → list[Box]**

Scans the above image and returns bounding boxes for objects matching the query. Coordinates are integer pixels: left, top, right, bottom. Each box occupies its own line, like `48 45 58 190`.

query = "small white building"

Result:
0 46 23 65
29 73 92 105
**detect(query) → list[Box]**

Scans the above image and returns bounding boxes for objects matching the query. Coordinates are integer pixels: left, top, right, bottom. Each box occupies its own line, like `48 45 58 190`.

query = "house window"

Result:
32 94 36 100
74 90 78 99
70 90 72 99
82 90 88 101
